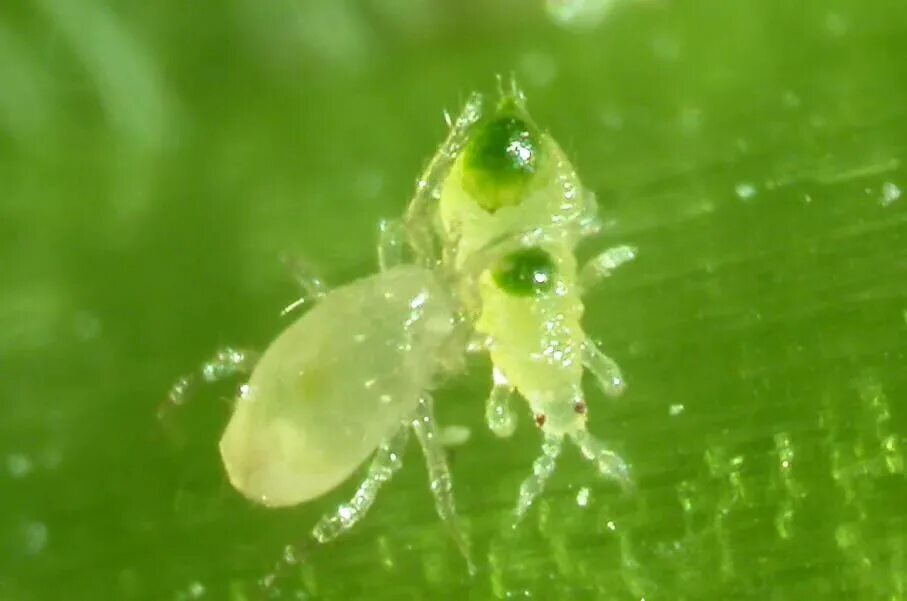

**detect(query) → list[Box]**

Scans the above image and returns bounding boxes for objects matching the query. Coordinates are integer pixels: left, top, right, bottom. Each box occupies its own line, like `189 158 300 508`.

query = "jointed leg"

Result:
411 396 472 568
280 255 328 316
311 426 410 543
159 347 258 421
377 218 407 272
569 429 632 491
404 93 483 265
579 244 637 292
582 341 627 398
513 433 563 524
485 367 517 438
576 190 603 238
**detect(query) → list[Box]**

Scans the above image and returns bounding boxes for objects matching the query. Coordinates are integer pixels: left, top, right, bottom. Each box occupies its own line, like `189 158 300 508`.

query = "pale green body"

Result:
219 265 455 507
438 128 596 435
438 136 596 266
419 89 635 521
474 246 586 434
194 85 629 549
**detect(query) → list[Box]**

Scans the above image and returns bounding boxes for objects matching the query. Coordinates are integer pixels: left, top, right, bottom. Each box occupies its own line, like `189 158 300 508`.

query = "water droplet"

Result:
575 486 591 507
835 522 859 549
735 182 757 201
546 0 618 28
20 519 47 555
438 424 471 447
519 51 557 87
6 453 33 478
880 181 901 207
187 581 205 598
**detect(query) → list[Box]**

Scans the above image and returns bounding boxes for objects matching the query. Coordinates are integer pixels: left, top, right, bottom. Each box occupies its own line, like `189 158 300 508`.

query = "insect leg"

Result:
159 347 258 421
411 395 473 568
579 244 637 292
569 428 632 491
311 426 410 544
377 218 406 272
279 254 329 316
575 190 603 238
404 93 484 265
582 341 627 398
513 433 563 524
485 367 517 438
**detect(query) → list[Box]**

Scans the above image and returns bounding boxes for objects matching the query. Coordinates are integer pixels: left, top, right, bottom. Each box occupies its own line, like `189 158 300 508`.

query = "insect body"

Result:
166 82 635 568
167 263 472 558
436 95 599 265
220 265 456 508
409 84 638 520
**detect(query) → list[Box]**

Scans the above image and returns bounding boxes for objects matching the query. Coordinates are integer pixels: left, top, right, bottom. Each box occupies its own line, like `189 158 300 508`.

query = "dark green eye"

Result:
461 113 542 213
492 247 557 296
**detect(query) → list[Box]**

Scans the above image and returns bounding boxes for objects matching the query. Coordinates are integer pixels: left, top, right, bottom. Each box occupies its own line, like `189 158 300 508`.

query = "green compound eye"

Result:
492 247 557 296
461 114 542 213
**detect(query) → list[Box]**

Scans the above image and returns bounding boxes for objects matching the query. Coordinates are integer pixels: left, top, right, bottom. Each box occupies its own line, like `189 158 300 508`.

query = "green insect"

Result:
164 81 636 569
403 80 638 521
164 260 474 563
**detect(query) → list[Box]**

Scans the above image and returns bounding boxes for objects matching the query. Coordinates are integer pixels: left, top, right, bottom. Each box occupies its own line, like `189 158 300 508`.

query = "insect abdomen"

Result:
219 266 455 508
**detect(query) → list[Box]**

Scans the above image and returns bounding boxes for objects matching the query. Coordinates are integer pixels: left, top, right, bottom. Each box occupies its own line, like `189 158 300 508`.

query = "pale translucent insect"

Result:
161 94 499 565
403 81 638 522
164 82 636 571
164 259 473 560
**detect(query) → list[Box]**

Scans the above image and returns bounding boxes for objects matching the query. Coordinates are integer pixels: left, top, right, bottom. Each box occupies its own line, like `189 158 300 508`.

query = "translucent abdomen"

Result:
219 265 455 507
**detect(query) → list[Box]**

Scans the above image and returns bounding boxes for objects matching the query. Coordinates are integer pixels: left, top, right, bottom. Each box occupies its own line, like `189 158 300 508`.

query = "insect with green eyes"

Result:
163 81 636 570
403 81 638 521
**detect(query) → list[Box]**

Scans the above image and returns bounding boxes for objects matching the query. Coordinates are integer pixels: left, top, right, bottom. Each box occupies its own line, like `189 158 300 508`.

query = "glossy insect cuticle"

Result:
492 247 557 296
173 83 638 572
461 113 542 213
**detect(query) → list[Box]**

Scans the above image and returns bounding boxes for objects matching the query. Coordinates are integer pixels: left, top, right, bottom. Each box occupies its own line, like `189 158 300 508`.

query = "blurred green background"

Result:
2 0 906 599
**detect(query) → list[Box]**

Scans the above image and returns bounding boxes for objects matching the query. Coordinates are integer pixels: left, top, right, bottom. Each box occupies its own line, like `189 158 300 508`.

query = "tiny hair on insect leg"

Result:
569 428 632 491
279 254 329 316
377 218 407 272
312 425 410 544
159 346 258 421
411 395 473 571
582 341 627 398
513 433 563 524
403 92 485 266
578 244 638 293
485 367 518 438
